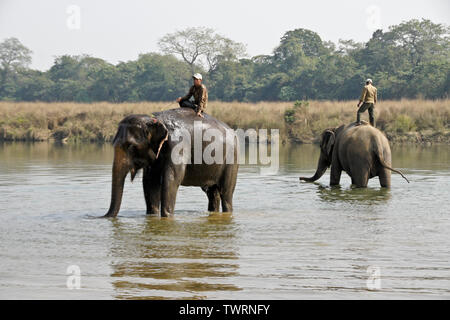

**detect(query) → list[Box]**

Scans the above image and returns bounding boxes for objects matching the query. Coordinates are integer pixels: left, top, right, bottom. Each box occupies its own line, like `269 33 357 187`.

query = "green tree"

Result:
2 19 450 102
134 53 191 101
16 70 54 101
48 55 81 81
208 58 254 101
389 19 449 67
273 28 327 72
356 19 449 98
0 37 32 99
87 62 120 102
114 60 140 102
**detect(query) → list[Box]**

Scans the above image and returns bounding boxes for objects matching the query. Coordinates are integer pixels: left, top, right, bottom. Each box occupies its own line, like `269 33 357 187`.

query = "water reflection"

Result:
1 142 450 299
0 141 112 163
108 213 241 299
316 185 391 204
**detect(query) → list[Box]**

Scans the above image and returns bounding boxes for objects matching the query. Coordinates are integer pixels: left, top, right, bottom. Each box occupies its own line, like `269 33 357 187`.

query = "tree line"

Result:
0 19 448 103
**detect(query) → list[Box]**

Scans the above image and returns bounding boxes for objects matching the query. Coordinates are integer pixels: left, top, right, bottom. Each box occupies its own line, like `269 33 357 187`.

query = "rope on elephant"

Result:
162 101 177 109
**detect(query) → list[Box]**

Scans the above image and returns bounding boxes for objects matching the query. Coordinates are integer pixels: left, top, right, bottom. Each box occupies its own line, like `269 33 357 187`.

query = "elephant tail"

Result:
375 152 410 183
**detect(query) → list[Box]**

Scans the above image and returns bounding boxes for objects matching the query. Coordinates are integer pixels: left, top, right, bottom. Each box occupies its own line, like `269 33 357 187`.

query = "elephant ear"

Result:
323 130 335 159
147 118 168 160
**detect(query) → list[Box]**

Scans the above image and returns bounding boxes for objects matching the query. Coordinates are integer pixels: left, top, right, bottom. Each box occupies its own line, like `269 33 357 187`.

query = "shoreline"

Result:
0 100 449 145
1 131 449 145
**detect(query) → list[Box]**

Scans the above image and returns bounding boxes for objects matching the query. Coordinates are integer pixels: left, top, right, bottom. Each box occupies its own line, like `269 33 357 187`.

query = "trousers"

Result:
179 100 197 111
357 102 375 126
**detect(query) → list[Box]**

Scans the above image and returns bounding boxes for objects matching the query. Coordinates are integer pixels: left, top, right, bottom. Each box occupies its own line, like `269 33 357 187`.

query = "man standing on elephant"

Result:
356 78 377 126
176 73 208 118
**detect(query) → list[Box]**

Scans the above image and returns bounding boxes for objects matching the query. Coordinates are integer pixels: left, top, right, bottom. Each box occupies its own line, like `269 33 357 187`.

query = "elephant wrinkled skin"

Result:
104 108 239 218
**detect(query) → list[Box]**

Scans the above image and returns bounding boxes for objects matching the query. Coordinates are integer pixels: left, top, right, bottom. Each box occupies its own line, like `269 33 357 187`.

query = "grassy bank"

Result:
0 100 449 144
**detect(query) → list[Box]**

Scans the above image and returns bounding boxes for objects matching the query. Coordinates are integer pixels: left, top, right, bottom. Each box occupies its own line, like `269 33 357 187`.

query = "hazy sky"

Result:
1 0 449 71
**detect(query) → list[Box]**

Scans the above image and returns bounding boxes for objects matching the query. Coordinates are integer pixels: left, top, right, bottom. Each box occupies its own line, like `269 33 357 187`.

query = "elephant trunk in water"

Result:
105 146 130 218
299 152 330 182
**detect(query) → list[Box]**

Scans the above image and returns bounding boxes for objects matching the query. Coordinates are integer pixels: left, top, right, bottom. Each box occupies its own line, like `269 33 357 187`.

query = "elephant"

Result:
104 108 239 218
299 121 409 188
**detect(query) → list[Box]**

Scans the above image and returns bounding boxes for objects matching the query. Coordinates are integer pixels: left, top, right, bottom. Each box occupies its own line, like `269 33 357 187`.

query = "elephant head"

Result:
299 128 336 182
105 115 168 217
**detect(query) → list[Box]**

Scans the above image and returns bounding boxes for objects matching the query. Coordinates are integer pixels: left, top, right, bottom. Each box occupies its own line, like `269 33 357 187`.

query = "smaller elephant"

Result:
300 122 409 188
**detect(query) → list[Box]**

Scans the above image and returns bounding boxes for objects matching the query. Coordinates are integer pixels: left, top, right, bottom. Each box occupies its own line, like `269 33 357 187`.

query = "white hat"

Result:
193 73 202 80
366 78 373 83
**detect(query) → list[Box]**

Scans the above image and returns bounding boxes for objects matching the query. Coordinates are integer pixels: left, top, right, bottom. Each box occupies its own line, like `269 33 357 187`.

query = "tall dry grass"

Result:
0 99 449 143
279 99 450 143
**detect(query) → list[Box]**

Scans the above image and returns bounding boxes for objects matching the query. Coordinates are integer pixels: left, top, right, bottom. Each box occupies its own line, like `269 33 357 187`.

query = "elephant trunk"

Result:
104 146 129 218
299 152 330 182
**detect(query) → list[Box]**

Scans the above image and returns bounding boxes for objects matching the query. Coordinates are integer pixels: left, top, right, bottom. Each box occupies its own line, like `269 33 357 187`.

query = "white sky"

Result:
0 0 449 71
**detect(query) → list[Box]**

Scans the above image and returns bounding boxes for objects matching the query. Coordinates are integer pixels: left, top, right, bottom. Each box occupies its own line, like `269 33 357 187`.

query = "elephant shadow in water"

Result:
315 184 391 205
106 214 241 299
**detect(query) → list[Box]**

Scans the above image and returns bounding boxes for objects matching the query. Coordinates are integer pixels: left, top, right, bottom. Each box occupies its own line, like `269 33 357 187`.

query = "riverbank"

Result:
0 100 449 144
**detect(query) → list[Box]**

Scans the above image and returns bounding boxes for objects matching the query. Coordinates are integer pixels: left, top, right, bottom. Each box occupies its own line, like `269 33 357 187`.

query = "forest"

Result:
0 19 448 103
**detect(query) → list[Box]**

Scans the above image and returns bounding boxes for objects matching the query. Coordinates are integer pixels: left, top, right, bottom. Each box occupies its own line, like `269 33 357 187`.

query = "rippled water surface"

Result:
0 142 449 299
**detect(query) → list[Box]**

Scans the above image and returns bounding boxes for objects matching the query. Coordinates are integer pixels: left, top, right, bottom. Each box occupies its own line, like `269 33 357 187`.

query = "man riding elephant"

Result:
356 78 377 127
104 108 239 218
176 73 208 118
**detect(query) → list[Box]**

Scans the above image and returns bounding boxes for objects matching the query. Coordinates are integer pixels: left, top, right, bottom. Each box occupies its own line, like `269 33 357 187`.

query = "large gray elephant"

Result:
105 108 239 218
299 122 409 188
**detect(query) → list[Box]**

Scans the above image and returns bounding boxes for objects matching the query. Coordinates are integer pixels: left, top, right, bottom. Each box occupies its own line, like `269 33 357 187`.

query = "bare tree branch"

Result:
158 27 247 73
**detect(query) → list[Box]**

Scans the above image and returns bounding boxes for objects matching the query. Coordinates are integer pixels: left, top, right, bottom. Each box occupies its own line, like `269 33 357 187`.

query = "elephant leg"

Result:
202 186 221 212
219 165 237 213
161 164 184 217
378 168 391 188
220 191 233 213
143 166 161 215
330 164 342 186
352 170 369 188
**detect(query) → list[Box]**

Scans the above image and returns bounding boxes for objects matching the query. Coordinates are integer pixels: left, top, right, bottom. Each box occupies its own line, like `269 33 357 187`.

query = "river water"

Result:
0 142 449 299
